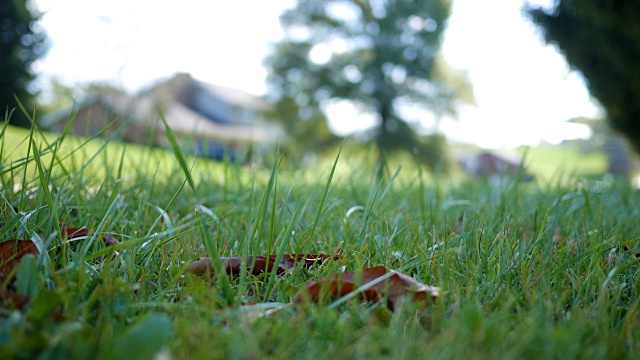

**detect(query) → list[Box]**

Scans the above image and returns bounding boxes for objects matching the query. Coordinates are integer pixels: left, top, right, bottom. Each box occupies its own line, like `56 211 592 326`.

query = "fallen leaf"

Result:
0 288 30 312
184 252 340 277
60 223 90 239
102 234 120 247
0 240 39 274
294 266 440 310
0 240 39 314
57 223 120 247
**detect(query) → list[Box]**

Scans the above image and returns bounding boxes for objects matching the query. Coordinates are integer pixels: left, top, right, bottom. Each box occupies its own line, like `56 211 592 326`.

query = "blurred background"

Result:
2 0 639 179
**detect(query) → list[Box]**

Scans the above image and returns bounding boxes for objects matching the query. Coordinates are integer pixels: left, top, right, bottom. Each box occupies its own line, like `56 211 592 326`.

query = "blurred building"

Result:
41 73 282 160
458 150 532 179
41 93 132 141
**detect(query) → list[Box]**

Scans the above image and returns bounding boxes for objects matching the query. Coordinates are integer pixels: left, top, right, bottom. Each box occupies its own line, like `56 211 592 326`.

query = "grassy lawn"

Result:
518 145 608 180
1 124 639 359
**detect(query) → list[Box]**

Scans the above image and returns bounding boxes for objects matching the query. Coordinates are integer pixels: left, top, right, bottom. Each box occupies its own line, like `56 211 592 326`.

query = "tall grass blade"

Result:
157 108 196 193
30 137 58 227
263 201 302 302
238 152 282 305
307 142 343 246
158 108 234 303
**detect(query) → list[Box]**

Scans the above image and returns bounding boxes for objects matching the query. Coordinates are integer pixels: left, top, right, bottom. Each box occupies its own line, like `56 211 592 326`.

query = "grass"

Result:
518 145 608 180
1 120 639 359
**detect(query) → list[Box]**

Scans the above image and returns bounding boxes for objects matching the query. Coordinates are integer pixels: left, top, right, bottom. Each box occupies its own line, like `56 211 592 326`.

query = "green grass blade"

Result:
0 212 24 239
237 152 282 305
30 137 58 227
158 107 234 303
307 142 343 246
263 200 302 302
197 211 235 304
157 108 196 194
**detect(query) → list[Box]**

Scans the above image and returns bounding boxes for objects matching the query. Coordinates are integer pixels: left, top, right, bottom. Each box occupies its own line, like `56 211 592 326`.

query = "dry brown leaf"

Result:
60 223 90 239
0 239 39 313
102 234 120 247
184 252 340 277
0 239 39 274
58 223 119 247
0 288 30 312
294 265 440 310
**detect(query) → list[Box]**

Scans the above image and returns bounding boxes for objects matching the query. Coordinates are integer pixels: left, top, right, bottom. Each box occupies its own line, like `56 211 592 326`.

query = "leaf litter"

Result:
0 223 121 313
1 220 440 316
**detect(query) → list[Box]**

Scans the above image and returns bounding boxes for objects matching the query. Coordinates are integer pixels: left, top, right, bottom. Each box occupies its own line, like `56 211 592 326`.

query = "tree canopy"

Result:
264 0 472 166
0 0 47 127
527 0 640 152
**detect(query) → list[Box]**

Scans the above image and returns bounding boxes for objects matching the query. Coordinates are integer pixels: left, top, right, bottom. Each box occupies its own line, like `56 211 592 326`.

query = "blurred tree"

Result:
264 0 472 170
0 0 47 127
527 1 640 152
265 96 342 164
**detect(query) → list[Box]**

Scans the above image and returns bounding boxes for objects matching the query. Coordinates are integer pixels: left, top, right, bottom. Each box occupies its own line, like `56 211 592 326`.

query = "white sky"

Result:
33 0 602 149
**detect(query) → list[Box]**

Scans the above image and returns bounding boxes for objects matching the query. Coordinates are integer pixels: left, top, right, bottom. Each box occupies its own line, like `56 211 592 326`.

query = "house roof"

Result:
160 102 276 143
196 81 272 112
136 72 272 112
40 72 281 145
40 93 131 129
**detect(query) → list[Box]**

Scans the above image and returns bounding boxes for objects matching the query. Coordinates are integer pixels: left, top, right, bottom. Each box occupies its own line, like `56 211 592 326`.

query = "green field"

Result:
1 124 638 359
518 145 608 180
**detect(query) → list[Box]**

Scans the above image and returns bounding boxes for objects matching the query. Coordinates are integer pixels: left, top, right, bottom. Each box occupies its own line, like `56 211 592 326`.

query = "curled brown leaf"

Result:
294 265 440 310
60 223 90 239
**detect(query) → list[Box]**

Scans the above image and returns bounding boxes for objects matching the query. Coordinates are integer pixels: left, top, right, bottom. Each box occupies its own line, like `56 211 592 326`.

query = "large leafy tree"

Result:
527 0 640 152
265 96 340 164
0 0 47 127
265 0 471 167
